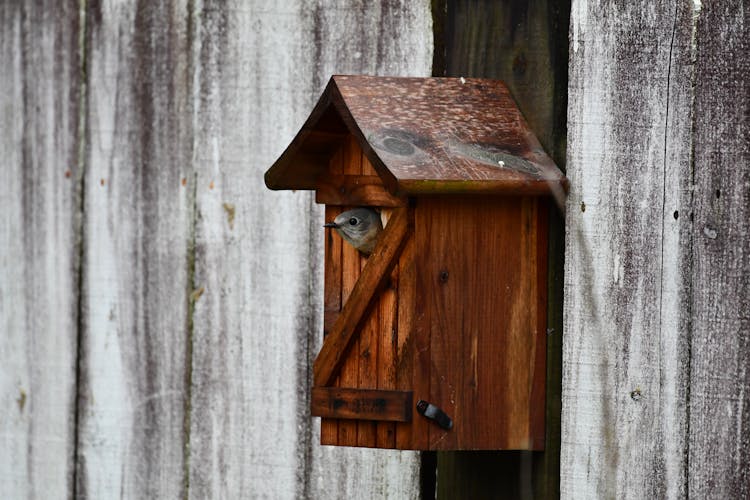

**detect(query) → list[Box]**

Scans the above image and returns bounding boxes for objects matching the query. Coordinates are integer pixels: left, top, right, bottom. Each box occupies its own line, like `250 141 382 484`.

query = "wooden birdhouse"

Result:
265 75 567 450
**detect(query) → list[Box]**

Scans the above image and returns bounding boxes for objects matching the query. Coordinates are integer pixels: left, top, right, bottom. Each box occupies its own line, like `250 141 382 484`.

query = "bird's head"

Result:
324 207 383 254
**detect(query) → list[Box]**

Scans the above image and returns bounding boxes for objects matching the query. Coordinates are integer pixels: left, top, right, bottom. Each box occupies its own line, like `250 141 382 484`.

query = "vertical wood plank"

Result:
354 154 382 448
187 2 322 496
338 138 363 447
78 2 193 498
0 3 81 498
396 231 427 450
436 0 570 494
355 268 379 447
688 1 750 497
562 1 697 498
531 200 550 449
320 145 344 445
321 203 343 445
377 209 398 448
188 2 430 498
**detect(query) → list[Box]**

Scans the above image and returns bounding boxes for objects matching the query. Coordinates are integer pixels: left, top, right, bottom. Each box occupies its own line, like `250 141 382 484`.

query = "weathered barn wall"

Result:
562 0 749 498
1 1 432 498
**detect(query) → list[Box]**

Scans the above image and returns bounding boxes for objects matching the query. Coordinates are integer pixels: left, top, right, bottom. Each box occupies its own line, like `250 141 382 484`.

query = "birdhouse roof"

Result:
264 75 567 196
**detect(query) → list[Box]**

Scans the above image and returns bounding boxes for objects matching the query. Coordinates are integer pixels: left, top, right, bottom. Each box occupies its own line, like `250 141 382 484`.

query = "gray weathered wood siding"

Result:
562 1 749 498
1 1 431 498
0 3 82 498
4 0 748 498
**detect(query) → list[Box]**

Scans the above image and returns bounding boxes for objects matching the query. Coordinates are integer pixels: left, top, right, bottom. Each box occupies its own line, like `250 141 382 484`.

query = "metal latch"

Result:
416 400 453 430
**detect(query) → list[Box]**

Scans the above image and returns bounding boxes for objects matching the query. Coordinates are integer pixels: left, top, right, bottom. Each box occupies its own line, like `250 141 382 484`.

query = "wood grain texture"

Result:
265 75 567 197
338 138 363 447
186 2 430 498
396 235 430 450
77 2 193 498
560 0 747 498
688 1 749 497
0 3 81 498
315 175 406 207
0 1 430 499
377 212 400 447
434 0 570 493
313 207 409 388
322 203 343 444
311 387 412 422
305 2 429 493
415 197 546 450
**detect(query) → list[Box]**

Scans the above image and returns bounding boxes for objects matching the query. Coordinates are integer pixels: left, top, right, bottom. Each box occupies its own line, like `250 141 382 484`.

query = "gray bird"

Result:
324 207 383 254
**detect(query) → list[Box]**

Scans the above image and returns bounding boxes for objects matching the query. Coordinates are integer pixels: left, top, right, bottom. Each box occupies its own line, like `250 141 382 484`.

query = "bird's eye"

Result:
348 217 358 226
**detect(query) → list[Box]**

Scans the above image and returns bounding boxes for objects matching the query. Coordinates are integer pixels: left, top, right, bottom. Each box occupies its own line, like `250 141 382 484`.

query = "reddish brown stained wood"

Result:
320 146 344 445
361 152 378 176
264 76 567 196
530 199 549 450
415 196 545 450
321 204 343 445
337 246 359 445
322 310 339 335
376 209 399 448
337 138 362 446
315 175 406 207
313 207 410 388
357 252 379 446
311 387 413 423
395 234 430 450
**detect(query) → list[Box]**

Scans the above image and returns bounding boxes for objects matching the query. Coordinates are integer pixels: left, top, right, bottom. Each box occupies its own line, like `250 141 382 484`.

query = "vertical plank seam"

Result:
182 3 197 498
182 175 198 500
72 1 89 498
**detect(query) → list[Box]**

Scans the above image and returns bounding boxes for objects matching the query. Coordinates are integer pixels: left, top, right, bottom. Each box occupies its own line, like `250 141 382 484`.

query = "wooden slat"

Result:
321 204 343 445
688 1 750 497
311 388 413 422
313 207 410 388
186 1 431 494
80 3 192 498
337 138 362 447
0 3 80 497
561 1 699 498
396 234 428 450
315 174 406 207
377 208 399 448
357 253 379 446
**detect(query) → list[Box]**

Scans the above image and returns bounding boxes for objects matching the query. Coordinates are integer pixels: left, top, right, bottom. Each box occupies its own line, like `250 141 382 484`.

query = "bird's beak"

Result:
323 222 338 228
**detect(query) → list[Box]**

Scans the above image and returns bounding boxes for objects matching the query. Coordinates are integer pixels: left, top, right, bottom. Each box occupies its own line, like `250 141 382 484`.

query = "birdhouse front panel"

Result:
309 138 547 450
265 75 567 451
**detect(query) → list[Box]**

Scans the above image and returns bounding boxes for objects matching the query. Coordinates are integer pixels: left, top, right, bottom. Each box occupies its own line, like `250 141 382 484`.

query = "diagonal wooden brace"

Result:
313 206 410 387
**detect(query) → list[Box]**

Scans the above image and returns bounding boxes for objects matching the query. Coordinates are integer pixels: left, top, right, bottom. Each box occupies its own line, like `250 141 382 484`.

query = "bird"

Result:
324 207 383 255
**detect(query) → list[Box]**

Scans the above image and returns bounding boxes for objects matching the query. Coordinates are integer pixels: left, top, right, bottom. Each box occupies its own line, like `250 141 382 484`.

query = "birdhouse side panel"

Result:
414 196 547 450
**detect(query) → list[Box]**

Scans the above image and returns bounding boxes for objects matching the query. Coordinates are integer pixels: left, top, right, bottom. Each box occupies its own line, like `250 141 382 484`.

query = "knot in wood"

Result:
439 270 449 283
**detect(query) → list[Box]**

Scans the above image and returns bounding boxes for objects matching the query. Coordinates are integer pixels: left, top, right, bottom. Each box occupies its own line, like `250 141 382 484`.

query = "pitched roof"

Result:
265 75 567 196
